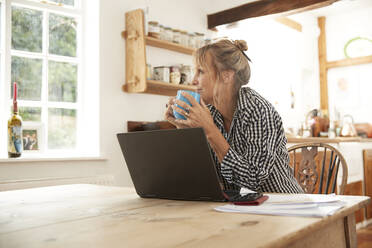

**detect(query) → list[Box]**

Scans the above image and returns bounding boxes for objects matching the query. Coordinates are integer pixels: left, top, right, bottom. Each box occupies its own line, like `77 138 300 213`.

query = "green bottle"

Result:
8 82 23 158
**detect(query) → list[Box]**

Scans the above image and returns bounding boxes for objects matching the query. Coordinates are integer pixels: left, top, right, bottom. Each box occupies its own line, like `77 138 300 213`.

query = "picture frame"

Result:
22 123 44 153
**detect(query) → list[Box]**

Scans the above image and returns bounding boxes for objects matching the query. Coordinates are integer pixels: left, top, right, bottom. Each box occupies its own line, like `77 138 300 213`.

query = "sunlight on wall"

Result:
216 18 315 132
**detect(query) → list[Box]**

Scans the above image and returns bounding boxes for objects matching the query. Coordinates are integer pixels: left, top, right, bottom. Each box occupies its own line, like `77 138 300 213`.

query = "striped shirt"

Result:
207 87 303 193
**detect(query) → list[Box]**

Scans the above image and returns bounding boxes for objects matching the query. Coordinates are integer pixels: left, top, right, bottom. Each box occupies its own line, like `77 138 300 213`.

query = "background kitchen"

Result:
1 0 372 221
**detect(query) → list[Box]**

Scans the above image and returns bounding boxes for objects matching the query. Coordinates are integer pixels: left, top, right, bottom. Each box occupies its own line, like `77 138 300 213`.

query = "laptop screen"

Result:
117 128 226 201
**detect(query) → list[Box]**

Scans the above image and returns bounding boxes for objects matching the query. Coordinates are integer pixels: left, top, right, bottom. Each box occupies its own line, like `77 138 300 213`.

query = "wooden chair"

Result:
288 143 348 194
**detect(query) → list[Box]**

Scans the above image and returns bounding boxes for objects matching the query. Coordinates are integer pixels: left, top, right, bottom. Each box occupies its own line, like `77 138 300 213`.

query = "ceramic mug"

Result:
173 90 201 120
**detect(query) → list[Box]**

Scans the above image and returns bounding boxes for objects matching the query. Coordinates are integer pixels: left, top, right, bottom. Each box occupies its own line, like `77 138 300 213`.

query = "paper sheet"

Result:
214 194 346 218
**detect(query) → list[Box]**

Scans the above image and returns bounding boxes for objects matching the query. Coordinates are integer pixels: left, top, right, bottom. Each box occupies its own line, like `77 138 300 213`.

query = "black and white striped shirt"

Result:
208 87 303 193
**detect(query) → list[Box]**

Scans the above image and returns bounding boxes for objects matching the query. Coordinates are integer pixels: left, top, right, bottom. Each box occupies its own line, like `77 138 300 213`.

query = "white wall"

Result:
216 15 321 133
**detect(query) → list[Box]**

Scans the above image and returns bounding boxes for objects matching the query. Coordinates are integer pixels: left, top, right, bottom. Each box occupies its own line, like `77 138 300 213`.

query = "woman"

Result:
165 39 303 193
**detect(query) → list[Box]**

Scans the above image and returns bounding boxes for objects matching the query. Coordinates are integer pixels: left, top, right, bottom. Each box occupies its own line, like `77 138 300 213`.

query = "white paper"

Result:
214 194 346 218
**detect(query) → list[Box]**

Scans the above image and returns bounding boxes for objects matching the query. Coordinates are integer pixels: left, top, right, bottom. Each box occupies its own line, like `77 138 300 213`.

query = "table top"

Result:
0 184 369 248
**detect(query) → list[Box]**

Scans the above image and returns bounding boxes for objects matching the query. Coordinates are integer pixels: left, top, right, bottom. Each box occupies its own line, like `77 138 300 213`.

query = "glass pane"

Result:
12 6 42 53
19 106 42 121
11 56 42 101
48 108 76 149
49 13 77 57
48 0 75 7
48 61 77 102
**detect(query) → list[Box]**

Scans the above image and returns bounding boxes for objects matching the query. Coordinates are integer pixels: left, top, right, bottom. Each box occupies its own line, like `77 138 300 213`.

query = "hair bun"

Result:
233 40 248 52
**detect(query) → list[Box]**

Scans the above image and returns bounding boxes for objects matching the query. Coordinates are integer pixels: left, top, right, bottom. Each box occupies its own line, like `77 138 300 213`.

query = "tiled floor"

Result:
357 224 372 248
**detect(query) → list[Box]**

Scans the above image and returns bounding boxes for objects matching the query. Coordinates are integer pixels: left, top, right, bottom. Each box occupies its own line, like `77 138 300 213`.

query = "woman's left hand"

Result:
171 92 215 131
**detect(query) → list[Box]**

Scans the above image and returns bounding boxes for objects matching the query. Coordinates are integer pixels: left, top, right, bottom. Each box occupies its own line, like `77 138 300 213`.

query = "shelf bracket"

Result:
127 76 140 85
122 30 139 40
124 9 147 93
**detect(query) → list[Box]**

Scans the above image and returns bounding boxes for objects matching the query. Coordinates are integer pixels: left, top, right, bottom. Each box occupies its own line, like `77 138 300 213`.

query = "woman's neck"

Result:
214 88 238 131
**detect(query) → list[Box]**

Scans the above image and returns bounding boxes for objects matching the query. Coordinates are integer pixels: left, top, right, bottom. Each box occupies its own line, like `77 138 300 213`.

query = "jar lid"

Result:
180 30 187 34
164 27 171 30
173 29 181 32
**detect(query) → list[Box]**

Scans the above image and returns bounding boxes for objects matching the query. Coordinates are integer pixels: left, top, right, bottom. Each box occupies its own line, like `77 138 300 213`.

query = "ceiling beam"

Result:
207 0 339 29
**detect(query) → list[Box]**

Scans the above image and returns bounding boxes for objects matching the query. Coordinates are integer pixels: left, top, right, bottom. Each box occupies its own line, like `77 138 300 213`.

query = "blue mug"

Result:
173 90 201 120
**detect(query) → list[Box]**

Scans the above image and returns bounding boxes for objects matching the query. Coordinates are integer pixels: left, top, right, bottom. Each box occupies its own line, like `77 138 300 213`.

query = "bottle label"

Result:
8 126 23 153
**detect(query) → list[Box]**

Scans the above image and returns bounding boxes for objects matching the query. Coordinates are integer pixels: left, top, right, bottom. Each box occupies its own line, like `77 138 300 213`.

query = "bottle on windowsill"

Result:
8 82 23 158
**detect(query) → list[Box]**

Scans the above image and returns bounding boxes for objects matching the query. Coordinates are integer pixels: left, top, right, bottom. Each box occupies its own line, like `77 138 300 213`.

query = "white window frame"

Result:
0 0 99 158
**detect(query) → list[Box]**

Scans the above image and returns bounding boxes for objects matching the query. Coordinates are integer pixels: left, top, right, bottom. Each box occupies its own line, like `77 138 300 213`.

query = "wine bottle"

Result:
8 82 23 158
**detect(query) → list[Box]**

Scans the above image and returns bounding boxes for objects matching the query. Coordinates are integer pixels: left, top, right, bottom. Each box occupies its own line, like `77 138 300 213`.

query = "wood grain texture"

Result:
288 143 348 194
123 10 195 96
146 36 195 55
327 55 372 69
127 121 176 132
0 184 369 248
318 16 329 114
145 80 197 96
363 150 372 220
287 137 362 143
275 17 302 32
207 0 338 29
357 223 372 248
344 214 357 248
124 9 147 93
344 181 364 223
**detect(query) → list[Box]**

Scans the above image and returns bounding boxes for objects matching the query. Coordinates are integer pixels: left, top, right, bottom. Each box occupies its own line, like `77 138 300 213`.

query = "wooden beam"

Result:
207 0 339 29
275 17 302 32
318 16 329 115
327 55 372 69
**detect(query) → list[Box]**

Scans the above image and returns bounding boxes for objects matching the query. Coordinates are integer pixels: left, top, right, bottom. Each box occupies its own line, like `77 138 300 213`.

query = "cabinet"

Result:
122 9 197 96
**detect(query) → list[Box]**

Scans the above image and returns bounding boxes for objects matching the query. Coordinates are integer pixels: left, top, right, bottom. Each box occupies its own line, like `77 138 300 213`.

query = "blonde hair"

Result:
194 39 251 90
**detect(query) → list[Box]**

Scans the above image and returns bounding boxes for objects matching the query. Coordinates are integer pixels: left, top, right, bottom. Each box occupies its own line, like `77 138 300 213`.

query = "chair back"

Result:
288 143 348 194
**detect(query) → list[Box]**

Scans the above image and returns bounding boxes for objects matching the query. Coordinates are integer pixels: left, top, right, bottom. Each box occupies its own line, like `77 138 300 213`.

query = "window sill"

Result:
0 155 107 163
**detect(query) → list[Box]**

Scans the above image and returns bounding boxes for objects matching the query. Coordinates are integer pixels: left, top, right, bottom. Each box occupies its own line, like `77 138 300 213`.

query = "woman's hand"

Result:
170 92 216 132
164 97 189 129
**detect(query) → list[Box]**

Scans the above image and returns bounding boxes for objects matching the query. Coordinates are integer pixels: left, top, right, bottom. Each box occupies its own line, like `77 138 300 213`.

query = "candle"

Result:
13 82 17 102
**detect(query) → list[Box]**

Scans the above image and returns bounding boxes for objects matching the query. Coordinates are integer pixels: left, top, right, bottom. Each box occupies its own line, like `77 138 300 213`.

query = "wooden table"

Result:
0 184 369 248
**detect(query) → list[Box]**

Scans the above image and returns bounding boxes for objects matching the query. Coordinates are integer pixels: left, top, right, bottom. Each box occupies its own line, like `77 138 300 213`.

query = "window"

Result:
0 0 99 158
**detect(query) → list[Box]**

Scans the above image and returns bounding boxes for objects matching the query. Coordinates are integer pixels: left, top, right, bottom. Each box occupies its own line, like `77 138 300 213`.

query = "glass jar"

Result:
159 25 165 40
170 66 181 84
194 32 205 48
180 30 189 47
153 66 170 83
172 29 181 44
180 65 192 85
148 21 160 39
146 64 152 80
164 27 173 42
188 33 196 48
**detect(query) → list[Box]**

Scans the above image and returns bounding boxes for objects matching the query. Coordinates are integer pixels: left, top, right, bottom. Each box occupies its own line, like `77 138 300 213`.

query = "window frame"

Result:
0 0 92 158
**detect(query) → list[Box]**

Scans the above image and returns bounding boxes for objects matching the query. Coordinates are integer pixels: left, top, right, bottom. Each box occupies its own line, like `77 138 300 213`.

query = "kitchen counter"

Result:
286 136 372 143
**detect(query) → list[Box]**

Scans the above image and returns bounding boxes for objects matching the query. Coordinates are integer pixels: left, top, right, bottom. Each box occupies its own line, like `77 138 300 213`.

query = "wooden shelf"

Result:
145 36 195 55
123 9 195 96
123 80 196 96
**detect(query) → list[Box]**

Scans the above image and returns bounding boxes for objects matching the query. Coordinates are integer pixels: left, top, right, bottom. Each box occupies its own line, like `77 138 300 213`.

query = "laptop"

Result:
117 128 227 202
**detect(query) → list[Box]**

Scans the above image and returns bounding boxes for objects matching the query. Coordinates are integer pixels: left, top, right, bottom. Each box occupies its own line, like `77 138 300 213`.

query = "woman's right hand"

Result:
164 97 188 129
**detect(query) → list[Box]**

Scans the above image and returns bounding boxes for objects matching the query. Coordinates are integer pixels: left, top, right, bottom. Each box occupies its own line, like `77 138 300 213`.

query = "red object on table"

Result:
233 195 269 206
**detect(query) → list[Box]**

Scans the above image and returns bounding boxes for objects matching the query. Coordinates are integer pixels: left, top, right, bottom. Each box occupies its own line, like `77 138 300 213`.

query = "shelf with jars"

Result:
122 9 197 96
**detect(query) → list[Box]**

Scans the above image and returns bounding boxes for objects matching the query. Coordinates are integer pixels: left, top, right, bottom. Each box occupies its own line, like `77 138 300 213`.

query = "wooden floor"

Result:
358 223 372 248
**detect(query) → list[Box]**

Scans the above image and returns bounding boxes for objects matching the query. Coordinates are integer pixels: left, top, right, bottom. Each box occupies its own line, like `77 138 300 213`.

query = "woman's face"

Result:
192 53 216 104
